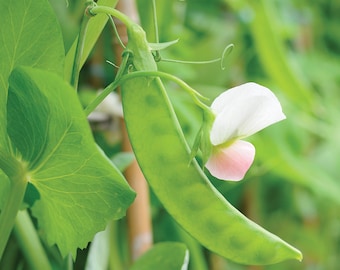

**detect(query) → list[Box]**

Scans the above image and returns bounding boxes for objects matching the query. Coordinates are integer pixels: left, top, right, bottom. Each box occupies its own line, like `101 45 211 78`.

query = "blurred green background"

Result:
51 0 340 269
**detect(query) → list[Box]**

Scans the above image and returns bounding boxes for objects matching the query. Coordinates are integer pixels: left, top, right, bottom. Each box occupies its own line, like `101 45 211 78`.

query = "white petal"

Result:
210 82 286 145
96 91 123 118
205 140 255 181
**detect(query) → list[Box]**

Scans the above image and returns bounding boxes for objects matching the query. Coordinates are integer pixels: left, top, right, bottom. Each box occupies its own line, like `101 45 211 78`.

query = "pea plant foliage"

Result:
0 0 302 268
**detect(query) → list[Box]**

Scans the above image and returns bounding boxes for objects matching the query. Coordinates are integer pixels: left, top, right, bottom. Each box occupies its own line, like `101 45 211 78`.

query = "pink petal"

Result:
210 83 286 146
205 140 255 181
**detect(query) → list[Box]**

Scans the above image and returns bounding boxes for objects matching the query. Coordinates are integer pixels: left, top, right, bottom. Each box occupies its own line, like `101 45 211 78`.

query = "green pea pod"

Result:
121 24 302 265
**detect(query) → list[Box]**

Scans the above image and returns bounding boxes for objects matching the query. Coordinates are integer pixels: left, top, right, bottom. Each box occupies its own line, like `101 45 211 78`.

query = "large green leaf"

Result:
130 242 189 270
237 0 315 111
253 120 340 204
0 0 64 146
0 0 65 211
7 66 135 257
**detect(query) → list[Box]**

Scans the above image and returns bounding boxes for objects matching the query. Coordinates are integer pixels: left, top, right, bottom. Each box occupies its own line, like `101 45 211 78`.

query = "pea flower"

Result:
204 82 286 181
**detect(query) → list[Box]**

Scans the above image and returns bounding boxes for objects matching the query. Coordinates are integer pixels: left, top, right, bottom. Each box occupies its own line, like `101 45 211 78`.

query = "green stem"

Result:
0 170 27 258
66 254 74 270
108 221 122 270
85 68 212 117
151 0 161 61
160 43 233 69
90 5 134 28
84 80 120 116
161 57 221 65
120 71 211 111
85 69 213 117
108 15 126 49
0 234 19 269
70 8 92 90
14 210 52 270
0 149 20 178
84 53 130 116
0 149 28 258
151 0 159 44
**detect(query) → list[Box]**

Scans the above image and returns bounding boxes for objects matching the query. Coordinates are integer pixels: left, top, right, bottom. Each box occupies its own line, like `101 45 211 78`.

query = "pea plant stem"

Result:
120 71 212 112
0 149 20 177
89 5 134 28
14 210 52 270
84 79 119 116
0 149 28 257
84 35 131 115
70 7 92 90
0 171 27 258
85 69 212 120
151 0 161 61
108 221 124 270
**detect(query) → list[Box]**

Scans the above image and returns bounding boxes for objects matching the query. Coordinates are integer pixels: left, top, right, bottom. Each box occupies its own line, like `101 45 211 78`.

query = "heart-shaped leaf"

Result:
0 0 65 207
8 66 135 257
0 0 64 146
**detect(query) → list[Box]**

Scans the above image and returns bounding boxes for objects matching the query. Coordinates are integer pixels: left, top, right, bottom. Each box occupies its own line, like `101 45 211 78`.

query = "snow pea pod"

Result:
120 23 302 265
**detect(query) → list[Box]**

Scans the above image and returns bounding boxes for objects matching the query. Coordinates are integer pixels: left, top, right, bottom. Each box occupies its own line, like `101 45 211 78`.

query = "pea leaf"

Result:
0 0 64 253
0 0 65 209
130 242 189 270
7 66 135 258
